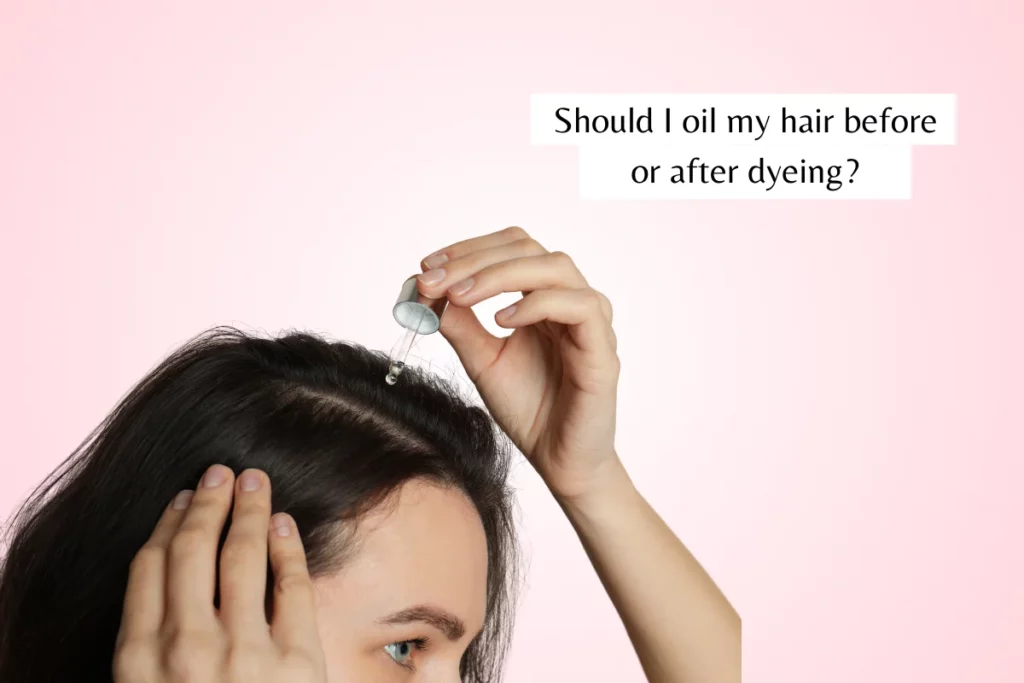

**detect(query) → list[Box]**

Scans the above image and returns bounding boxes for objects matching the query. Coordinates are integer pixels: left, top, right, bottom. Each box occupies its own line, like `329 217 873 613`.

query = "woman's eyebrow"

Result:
378 605 467 641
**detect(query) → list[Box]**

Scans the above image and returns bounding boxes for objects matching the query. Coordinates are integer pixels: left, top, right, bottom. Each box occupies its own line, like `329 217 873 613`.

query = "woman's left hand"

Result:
416 226 622 503
419 229 742 683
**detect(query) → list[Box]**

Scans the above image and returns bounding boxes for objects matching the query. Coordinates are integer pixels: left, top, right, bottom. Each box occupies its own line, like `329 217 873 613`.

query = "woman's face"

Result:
312 480 490 682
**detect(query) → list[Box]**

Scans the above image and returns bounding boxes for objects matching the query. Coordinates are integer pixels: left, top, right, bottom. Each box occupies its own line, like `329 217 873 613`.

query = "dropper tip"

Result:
385 360 405 386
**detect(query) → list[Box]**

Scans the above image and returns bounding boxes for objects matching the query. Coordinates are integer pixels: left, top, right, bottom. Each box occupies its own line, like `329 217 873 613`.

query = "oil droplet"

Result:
385 361 405 386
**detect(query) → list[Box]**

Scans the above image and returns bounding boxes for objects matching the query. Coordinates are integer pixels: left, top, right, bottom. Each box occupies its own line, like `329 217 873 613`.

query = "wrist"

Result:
553 454 638 520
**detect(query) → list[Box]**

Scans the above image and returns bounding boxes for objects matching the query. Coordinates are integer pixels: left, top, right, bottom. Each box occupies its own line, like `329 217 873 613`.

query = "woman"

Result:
0 227 740 682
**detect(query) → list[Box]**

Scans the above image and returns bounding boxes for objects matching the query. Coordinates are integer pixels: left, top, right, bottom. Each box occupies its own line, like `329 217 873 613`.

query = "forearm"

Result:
558 457 741 683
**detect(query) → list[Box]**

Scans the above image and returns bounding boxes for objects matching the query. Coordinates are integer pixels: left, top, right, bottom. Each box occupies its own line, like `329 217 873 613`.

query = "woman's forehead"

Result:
313 480 489 630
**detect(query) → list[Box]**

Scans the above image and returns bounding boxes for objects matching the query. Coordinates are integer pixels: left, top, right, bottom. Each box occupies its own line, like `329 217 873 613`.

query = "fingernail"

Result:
417 268 446 285
272 513 292 537
202 465 227 488
496 304 516 321
423 252 448 269
239 470 262 492
172 490 194 510
448 278 474 296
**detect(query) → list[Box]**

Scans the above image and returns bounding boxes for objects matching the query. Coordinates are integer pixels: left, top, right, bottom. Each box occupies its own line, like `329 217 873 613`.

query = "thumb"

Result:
439 304 502 382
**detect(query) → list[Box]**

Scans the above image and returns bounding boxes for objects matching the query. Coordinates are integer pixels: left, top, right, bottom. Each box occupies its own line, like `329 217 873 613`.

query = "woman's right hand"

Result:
113 465 326 683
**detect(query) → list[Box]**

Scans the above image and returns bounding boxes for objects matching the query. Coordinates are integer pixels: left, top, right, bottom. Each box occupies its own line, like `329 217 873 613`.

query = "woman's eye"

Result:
384 641 415 666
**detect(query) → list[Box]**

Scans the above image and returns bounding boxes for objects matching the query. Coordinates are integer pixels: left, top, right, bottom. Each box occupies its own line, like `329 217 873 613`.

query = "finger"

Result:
267 513 320 656
166 464 235 629
219 469 272 638
595 290 614 325
118 489 195 644
416 236 553 298
419 226 534 271
438 305 503 383
439 251 589 308
496 288 617 354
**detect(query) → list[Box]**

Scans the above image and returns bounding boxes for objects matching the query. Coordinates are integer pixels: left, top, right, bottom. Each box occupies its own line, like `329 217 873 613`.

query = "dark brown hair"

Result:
0 328 519 682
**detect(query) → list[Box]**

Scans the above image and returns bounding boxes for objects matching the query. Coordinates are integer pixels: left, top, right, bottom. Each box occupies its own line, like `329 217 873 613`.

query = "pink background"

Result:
2 2 1022 681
